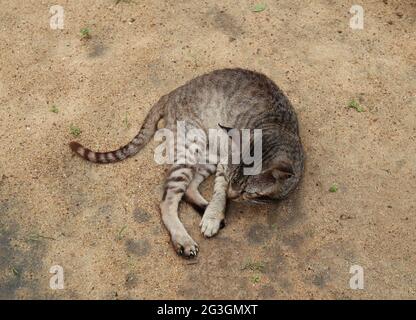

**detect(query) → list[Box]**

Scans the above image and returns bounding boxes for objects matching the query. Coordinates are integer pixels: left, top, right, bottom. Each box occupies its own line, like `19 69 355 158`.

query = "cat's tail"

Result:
69 96 167 164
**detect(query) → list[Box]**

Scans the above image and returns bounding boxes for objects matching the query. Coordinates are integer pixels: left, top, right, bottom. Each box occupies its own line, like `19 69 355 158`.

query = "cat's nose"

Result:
227 188 240 199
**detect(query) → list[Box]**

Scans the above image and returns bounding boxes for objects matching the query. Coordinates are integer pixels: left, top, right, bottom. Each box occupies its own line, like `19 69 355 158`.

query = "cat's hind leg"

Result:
200 164 227 238
183 165 216 214
161 164 198 257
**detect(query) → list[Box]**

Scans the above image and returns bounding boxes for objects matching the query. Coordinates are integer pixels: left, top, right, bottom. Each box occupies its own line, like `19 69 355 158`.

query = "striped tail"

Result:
69 97 166 164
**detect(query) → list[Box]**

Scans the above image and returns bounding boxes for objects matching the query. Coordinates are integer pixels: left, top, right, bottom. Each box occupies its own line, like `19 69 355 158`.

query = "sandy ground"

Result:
0 0 415 299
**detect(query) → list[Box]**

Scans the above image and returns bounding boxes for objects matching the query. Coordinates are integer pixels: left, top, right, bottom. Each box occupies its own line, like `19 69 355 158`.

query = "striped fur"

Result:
69 68 304 258
69 95 167 163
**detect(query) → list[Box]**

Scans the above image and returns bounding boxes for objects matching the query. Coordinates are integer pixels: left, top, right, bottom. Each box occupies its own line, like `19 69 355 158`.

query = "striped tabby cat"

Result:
70 68 304 258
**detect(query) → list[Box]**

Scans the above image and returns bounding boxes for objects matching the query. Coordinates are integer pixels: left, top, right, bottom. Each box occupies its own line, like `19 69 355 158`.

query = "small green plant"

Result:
11 267 20 277
123 111 130 128
348 99 364 112
50 105 59 113
252 4 266 12
251 275 260 284
80 28 91 39
27 233 55 242
329 183 338 193
70 125 81 137
115 0 134 4
117 226 127 240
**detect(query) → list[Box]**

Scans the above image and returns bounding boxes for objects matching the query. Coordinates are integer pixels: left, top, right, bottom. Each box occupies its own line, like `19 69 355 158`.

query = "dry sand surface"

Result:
0 0 415 299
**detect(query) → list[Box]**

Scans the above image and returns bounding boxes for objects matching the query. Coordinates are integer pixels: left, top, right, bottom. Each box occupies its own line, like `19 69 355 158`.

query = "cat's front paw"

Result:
171 233 199 258
200 212 225 238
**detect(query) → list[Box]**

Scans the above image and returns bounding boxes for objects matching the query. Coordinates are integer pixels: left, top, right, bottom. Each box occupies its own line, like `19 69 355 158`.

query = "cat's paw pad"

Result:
200 215 225 238
171 234 199 258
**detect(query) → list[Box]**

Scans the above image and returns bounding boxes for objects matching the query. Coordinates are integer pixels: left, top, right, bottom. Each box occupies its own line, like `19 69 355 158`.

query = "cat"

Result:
70 68 304 258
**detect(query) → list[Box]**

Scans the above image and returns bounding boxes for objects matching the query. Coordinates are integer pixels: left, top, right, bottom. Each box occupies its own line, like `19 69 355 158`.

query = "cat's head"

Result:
227 159 298 203
225 127 303 203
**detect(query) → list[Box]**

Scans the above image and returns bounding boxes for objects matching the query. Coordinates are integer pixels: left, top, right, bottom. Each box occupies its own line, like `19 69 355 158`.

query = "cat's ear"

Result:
271 160 294 180
218 123 240 148
218 123 234 134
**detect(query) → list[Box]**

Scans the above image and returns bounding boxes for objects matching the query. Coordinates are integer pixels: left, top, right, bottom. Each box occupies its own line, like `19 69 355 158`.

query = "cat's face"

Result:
227 157 296 203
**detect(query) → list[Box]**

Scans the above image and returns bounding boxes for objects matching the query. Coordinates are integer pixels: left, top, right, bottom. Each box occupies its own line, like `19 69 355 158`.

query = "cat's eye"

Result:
253 195 274 203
